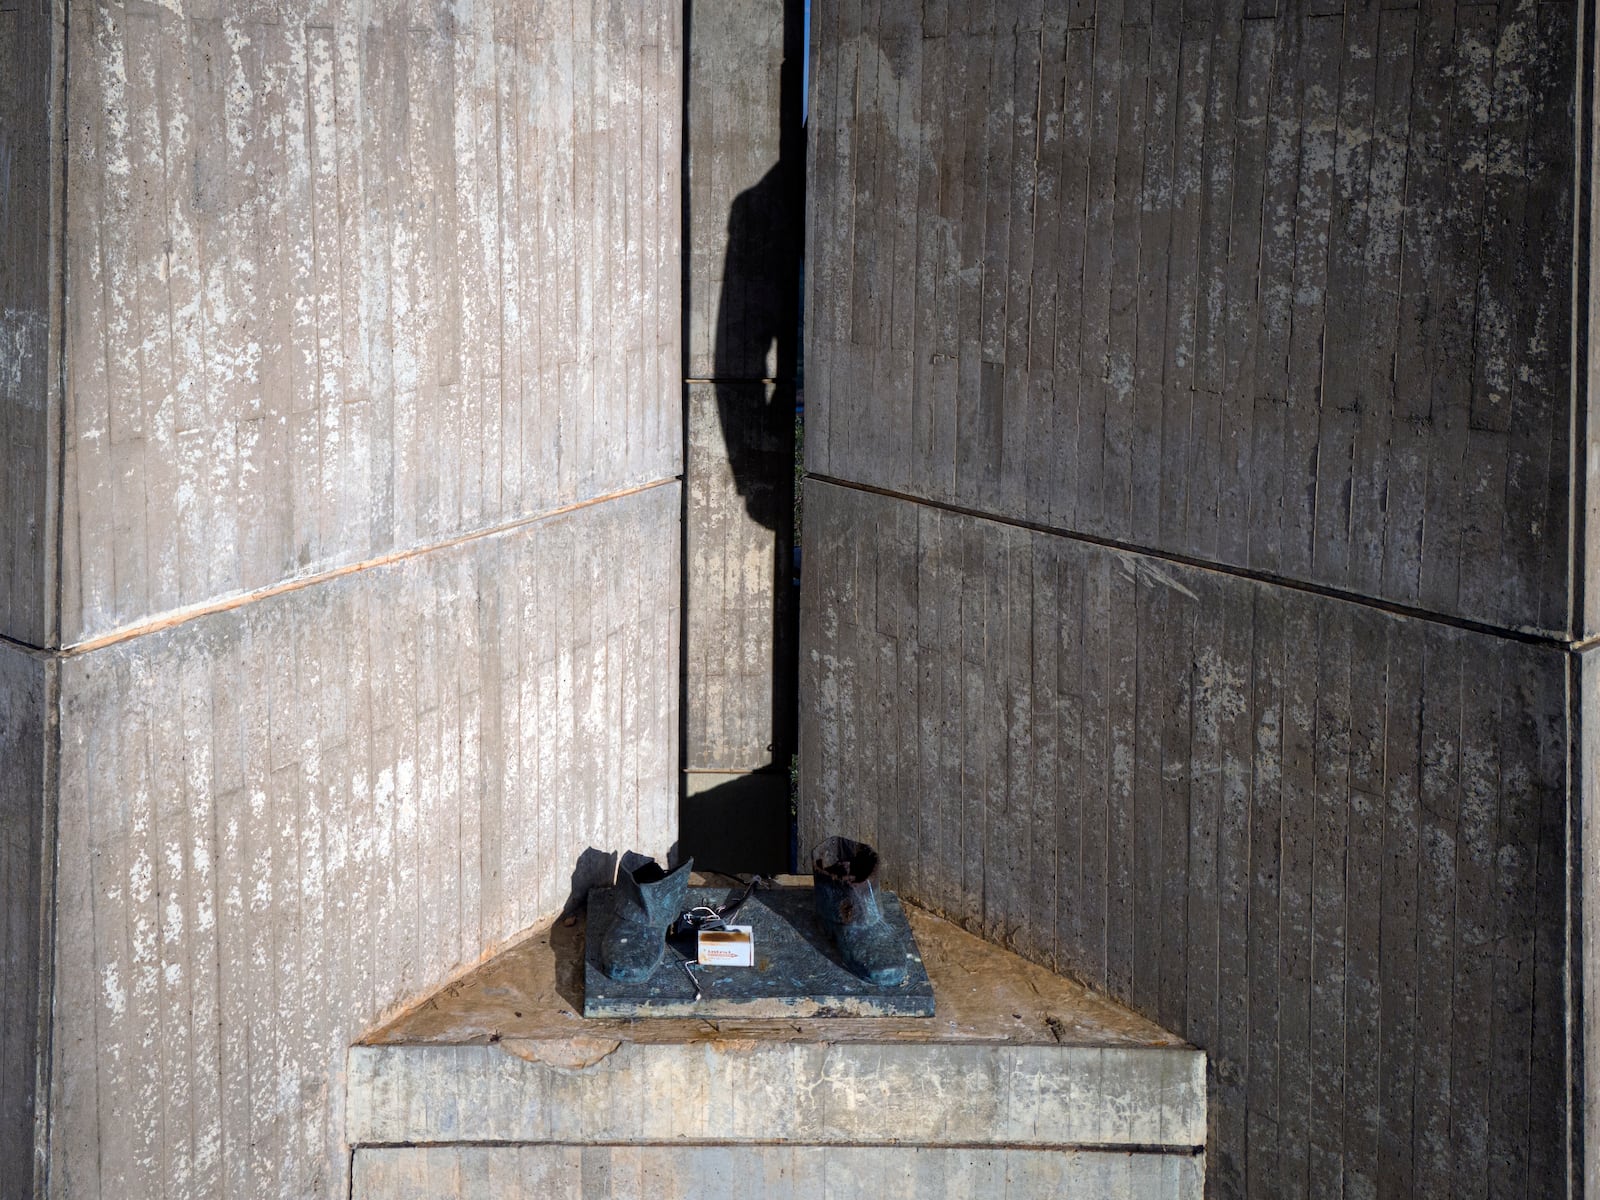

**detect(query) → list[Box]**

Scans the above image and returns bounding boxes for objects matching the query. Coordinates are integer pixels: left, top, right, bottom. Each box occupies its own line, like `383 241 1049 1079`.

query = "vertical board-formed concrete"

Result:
58 0 683 645
0 645 50 1199
1585 645 1600 1200
806 0 1579 638
682 0 803 795
350 1145 1203 1200
0 0 59 647
684 0 801 382
803 0 1596 1194
799 481 1572 1199
352 1145 1205 1199
8 3 687 1197
347 1039 1204 1150
685 382 795 772
46 485 679 1200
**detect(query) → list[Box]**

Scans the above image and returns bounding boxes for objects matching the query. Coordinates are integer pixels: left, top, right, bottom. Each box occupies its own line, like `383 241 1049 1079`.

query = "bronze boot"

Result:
600 856 693 982
811 837 906 986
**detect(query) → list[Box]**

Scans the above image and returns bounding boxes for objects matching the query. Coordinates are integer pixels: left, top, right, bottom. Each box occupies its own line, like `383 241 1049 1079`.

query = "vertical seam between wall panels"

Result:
48 0 68 655
36 0 72 1189
1571 0 1595 645
678 0 691 819
1569 648 1585 1198
1569 0 1596 1190
1568 652 1580 1196
35 658 61 1199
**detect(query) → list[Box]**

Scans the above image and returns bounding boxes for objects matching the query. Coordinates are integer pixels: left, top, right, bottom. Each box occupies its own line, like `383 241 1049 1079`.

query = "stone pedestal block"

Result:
346 891 1205 1199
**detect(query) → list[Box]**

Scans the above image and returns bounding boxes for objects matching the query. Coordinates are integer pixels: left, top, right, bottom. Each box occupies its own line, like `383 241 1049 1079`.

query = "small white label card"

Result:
697 926 754 967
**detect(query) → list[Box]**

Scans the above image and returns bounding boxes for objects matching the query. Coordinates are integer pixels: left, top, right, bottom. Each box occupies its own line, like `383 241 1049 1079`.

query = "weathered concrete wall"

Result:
685 382 795 773
681 0 802 836
801 482 1570 1197
353 1145 1204 1199
352 1145 1204 1198
58 0 681 645
0 0 58 1131
3 2 686 1197
1586 646 1599 1200
0 0 60 647
0 60 63 1186
801 1 1591 1195
348 1038 1204 1151
0 645 51 1197
806 0 1578 638
46 485 679 1199
684 0 801 383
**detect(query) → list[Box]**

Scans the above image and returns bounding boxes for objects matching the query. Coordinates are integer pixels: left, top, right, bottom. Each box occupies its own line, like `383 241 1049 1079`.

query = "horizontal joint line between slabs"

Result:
805 475 1577 650
348 1138 1207 1155
0 634 63 662
56 477 682 658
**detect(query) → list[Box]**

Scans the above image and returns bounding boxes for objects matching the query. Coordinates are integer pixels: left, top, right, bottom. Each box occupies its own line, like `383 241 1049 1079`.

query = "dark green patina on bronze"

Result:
583 884 934 1018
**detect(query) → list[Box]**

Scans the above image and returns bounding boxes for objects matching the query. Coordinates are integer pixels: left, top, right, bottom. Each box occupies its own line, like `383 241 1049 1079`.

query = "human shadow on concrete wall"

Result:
713 160 802 534
680 0 806 877
712 154 803 755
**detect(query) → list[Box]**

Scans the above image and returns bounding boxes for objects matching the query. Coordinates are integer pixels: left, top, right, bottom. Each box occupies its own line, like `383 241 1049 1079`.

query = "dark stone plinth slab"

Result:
583 884 935 1018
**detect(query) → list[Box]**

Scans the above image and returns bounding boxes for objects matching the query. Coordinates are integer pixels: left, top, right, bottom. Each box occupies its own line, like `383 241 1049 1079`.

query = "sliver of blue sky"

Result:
803 0 811 123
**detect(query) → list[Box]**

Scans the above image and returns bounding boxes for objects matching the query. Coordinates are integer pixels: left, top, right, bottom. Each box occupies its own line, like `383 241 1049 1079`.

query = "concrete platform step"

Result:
347 884 1204 1199
353 1145 1202 1198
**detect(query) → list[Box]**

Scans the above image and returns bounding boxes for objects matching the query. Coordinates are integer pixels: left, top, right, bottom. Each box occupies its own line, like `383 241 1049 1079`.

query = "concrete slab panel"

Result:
681 771 792 875
352 1145 1205 1200
684 382 798 775
0 642 50 1200
681 0 803 853
0 1 60 647
804 2 1580 637
43 485 680 1200
684 0 802 380
799 479 1573 1200
55 1 683 642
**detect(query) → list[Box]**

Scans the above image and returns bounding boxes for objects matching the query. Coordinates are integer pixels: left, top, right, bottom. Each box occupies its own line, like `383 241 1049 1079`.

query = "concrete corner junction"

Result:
3 0 1599 1197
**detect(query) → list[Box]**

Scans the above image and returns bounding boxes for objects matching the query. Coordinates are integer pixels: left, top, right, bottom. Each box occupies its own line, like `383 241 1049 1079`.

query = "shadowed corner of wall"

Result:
560 847 620 918
711 162 803 532
680 771 794 877
680 0 806 884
